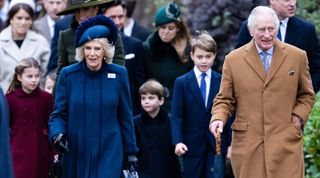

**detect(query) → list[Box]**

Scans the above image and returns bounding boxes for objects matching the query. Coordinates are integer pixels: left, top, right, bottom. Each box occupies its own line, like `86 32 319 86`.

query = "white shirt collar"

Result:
123 18 134 37
46 15 56 37
280 17 289 28
194 67 211 79
255 43 274 55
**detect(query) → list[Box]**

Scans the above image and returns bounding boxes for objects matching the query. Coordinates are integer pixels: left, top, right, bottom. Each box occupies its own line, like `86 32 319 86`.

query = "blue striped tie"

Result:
261 52 270 73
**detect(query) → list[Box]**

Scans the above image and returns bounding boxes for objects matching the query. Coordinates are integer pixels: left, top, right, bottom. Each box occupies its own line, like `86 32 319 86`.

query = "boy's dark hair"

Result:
190 31 217 54
139 79 164 99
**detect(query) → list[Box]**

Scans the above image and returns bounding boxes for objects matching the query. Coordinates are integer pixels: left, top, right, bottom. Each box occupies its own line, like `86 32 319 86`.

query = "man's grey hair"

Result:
247 6 279 32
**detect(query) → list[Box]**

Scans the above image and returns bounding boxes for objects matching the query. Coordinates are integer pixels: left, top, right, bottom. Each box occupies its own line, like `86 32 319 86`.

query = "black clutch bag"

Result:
48 154 64 178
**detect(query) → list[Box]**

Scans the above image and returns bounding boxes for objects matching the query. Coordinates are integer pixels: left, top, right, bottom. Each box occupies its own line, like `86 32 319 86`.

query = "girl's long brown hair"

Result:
7 58 40 94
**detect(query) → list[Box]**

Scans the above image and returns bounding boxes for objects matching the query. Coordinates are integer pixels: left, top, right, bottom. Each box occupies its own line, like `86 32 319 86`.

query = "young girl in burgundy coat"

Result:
6 58 54 178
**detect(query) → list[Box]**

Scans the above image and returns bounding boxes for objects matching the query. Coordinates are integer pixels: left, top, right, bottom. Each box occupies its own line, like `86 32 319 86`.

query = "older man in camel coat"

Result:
209 6 315 178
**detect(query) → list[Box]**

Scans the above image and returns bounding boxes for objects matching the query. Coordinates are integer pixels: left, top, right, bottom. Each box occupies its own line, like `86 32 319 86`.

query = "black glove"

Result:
127 154 138 171
52 133 69 153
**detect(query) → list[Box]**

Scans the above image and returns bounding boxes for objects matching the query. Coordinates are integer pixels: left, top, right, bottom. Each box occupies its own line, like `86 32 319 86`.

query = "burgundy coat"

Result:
6 88 53 178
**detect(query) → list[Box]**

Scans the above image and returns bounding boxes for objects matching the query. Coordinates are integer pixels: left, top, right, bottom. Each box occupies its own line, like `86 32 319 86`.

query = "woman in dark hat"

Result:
143 2 194 112
48 15 138 178
52 0 125 85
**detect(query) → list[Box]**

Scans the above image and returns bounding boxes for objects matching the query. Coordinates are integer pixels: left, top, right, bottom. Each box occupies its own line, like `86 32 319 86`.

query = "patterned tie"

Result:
261 52 270 73
277 22 282 41
200 73 207 104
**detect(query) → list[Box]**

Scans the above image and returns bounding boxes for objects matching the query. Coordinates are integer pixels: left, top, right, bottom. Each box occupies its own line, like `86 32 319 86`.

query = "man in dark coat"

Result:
236 0 320 93
123 0 152 41
0 89 14 178
103 0 146 115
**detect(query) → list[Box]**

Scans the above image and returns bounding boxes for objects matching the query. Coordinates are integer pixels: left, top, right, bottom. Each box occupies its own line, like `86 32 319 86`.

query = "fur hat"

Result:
75 14 118 47
57 0 113 16
154 2 180 27
9 0 35 11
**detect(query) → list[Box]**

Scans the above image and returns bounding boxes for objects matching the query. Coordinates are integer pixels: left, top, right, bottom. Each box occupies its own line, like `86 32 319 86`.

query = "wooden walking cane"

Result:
213 132 224 178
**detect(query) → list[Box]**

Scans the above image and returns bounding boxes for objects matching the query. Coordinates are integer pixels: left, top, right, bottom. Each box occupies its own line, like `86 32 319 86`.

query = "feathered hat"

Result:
154 1 181 27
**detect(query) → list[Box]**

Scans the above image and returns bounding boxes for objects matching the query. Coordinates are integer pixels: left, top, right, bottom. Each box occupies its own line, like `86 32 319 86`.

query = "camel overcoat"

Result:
211 39 315 178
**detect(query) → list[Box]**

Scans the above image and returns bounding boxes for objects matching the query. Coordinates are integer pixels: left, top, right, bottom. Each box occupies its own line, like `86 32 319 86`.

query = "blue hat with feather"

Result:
75 15 118 48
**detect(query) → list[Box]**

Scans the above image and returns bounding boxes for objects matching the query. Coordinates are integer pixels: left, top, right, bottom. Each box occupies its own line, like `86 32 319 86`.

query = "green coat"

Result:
143 31 193 111
56 28 125 76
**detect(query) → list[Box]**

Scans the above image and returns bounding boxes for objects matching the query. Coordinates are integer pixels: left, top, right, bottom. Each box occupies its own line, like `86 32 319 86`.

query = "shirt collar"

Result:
255 43 274 55
280 17 289 28
194 67 211 79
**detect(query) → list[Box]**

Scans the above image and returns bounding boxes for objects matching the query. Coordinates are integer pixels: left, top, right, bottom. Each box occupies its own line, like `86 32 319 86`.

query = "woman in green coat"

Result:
143 2 193 111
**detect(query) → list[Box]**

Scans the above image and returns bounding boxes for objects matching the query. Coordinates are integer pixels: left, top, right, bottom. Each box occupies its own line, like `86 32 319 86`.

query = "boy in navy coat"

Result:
134 79 181 178
171 32 232 178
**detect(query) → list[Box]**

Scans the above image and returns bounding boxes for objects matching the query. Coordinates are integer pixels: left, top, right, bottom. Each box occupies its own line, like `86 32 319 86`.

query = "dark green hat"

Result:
154 2 181 27
57 0 113 16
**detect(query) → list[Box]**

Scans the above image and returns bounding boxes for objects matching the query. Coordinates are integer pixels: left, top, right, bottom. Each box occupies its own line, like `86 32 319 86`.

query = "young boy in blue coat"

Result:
134 79 182 178
171 32 232 178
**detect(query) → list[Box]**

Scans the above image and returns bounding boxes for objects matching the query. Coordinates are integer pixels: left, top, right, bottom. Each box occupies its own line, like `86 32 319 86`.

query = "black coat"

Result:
121 33 146 115
134 110 182 178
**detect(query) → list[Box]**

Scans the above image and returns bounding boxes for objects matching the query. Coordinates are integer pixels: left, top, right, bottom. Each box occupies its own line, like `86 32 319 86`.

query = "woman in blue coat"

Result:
48 15 138 178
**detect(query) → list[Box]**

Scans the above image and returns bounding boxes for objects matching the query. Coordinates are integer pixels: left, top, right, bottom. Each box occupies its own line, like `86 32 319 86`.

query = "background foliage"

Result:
296 0 320 177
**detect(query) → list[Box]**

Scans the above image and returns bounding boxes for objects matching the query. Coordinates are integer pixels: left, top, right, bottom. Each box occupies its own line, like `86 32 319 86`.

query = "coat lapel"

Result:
206 71 220 112
264 40 287 86
244 40 267 81
186 71 206 108
285 17 299 44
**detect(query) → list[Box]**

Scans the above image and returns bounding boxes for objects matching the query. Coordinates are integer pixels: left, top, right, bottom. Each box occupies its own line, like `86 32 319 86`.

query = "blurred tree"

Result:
181 0 268 72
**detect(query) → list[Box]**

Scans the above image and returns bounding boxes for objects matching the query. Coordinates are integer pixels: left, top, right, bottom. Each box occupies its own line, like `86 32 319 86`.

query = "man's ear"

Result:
159 97 164 106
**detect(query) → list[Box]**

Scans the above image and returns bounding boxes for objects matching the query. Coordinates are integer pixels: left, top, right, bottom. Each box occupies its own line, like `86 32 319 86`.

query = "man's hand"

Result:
209 120 224 138
175 143 188 156
292 115 303 130
227 146 232 159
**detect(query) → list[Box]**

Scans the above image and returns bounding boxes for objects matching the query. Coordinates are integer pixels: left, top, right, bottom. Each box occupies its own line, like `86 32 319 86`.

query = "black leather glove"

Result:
52 133 69 153
127 154 138 171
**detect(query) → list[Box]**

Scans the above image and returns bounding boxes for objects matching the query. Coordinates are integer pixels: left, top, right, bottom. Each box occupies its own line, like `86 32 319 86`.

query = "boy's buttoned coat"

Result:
0 26 50 91
211 40 315 178
171 69 232 178
49 61 138 178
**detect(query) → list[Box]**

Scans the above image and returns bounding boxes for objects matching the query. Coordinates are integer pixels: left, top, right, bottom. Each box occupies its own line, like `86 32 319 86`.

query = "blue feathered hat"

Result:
75 15 118 48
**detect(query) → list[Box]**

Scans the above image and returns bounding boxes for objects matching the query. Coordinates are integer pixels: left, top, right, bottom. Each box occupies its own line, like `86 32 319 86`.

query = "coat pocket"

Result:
231 122 248 131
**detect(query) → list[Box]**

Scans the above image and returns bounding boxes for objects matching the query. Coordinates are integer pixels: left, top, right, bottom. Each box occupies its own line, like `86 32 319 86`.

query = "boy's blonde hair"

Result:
190 31 217 54
139 79 165 99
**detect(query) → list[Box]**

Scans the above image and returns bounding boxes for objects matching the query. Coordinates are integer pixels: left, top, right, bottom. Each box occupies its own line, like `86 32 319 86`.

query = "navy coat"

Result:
49 61 138 178
121 33 146 115
171 69 232 157
134 109 182 178
0 89 13 178
236 16 320 93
